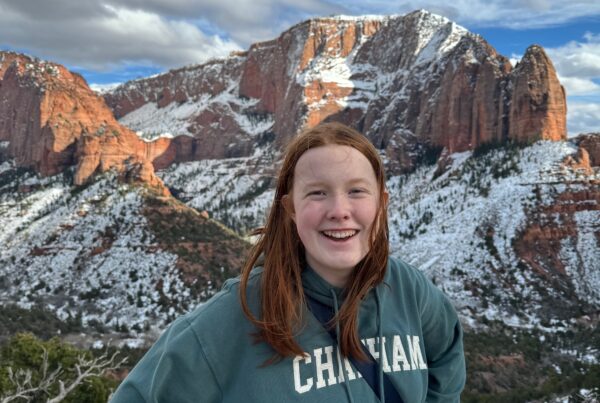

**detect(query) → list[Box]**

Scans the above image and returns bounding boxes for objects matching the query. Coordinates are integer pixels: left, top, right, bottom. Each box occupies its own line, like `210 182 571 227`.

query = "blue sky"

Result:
0 0 598 135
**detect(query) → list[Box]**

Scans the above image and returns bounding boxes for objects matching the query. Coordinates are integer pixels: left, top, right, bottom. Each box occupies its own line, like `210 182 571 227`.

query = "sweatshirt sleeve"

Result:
110 315 222 403
417 272 466 402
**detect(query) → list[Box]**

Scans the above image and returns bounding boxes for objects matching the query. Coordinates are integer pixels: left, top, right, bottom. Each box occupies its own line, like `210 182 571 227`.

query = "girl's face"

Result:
288 145 381 287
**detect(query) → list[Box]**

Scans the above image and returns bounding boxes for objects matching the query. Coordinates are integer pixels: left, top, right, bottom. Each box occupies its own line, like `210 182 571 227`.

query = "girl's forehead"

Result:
293 145 376 184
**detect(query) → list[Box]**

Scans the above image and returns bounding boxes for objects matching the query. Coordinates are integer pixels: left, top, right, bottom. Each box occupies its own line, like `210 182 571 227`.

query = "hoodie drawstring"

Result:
330 290 355 403
375 288 385 402
331 289 386 403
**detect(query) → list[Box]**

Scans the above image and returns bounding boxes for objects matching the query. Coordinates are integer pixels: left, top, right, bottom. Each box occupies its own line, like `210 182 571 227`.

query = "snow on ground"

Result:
158 155 275 235
90 83 120 94
119 78 274 141
386 140 599 328
412 13 468 66
0 168 193 332
120 99 207 138
560 209 600 305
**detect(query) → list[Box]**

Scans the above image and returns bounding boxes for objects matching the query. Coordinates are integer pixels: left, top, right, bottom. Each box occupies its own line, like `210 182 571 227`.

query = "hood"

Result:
301 265 347 306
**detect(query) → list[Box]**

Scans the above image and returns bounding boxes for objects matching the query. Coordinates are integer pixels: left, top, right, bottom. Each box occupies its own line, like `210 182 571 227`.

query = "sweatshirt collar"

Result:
301 265 346 307
301 259 391 306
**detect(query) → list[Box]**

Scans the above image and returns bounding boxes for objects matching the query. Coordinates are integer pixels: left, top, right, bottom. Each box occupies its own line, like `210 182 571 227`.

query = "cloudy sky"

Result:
1 0 599 135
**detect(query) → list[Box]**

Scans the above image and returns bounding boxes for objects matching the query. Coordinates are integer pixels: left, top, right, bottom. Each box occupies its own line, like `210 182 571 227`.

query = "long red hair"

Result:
239 122 389 360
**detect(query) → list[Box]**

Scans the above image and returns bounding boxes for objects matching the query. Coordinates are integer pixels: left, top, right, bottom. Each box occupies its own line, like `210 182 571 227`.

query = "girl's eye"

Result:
307 190 326 197
349 188 366 195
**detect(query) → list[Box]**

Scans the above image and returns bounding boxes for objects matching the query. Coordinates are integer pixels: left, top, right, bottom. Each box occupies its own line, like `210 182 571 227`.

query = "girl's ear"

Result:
383 189 389 207
281 194 296 222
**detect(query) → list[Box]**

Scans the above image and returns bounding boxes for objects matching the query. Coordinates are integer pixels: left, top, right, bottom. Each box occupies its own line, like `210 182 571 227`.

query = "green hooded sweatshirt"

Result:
111 257 465 402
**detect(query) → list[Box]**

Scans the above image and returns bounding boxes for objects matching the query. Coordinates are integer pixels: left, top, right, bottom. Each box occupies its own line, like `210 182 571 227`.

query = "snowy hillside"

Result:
1 136 598 400
386 140 599 327
0 165 184 332
158 139 600 332
0 160 248 342
158 153 276 234
154 138 600 398
119 71 274 141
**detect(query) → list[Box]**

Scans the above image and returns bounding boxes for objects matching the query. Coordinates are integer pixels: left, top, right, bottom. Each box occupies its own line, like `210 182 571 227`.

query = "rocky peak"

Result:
103 11 567 174
0 52 27 79
0 52 171 191
238 14 387 144
355 10 467 70
508 45 567 144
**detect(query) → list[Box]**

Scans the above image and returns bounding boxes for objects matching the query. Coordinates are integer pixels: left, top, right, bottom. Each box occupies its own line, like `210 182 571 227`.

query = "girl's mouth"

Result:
321 230 358 241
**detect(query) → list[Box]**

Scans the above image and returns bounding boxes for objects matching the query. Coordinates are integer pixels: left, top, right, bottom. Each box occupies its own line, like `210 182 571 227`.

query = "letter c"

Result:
293 354 314 394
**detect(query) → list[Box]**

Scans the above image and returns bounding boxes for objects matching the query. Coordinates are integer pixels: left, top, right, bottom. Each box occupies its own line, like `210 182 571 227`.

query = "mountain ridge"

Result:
104 9 566 174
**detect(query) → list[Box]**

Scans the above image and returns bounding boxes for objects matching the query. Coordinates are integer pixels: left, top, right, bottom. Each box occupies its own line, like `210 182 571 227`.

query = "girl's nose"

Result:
327 195 351 220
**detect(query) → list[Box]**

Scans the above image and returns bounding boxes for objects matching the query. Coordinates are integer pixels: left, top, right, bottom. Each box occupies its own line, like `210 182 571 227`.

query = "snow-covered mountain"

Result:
104 10 566 173
2 135 597 337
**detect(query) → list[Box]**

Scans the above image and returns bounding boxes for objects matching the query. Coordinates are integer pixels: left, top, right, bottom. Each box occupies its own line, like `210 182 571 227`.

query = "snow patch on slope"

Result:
158 156 275 235
0 168 193 332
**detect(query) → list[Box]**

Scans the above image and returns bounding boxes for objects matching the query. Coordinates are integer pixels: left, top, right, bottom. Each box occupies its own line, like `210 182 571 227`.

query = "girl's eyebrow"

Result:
346 178 372 186
299 180 327 189
300 177 372 188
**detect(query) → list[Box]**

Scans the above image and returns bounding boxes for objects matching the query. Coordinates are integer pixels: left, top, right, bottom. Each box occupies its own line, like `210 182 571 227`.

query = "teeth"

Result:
322 230 357 239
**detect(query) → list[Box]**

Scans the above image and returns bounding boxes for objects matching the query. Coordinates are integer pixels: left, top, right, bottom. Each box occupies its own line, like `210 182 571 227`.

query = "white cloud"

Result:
327 0 600 30
0 1 241 71
547 33 600 82
124 0 339 43
558 76 600 96
2 0 600 72
567 102 600 135
0 0 340 71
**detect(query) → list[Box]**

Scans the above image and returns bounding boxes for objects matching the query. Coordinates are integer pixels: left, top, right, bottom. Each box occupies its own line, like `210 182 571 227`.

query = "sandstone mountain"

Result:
105 10 566 172
0 52 167 189
0 11 568 184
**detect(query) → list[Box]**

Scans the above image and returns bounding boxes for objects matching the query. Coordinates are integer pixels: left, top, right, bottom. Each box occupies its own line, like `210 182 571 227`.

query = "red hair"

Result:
239 122 389 361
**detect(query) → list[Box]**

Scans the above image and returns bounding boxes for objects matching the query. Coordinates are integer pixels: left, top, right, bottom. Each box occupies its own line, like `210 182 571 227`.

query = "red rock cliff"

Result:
0 52 170 190
508 45 567 144
103 11 568 172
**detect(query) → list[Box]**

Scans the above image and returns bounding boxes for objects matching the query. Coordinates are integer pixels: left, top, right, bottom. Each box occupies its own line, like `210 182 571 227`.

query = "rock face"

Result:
508 45 567 144
0 10 569 182
104 10 567 172
0 51 170 189
103 57 258 163
514 185 600 315
575 133 600 167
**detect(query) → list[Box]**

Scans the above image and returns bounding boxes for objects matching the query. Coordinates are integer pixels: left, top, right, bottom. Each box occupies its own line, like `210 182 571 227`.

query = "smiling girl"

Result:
112 122 466 402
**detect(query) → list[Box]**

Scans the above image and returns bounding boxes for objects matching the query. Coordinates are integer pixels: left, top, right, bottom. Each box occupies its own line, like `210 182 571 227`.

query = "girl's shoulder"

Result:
182 267 263 337
384 256 451 308
385 256 429 285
